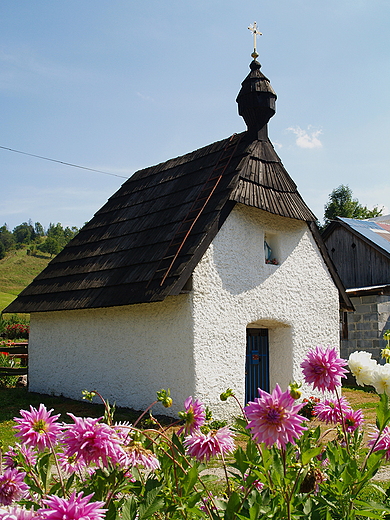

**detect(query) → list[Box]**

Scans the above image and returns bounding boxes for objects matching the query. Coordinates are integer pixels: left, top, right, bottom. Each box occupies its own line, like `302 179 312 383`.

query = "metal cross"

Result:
248 21 262 59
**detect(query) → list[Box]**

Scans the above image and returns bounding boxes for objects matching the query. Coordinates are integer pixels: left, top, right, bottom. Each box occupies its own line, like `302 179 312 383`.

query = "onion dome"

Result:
236 59 277 139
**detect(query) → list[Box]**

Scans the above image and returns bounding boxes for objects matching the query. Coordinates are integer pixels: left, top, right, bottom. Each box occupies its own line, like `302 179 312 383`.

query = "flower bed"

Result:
2 343 390 520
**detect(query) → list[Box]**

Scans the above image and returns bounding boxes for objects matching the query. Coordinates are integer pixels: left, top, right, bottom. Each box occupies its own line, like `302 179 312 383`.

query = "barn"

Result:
323 216 390 362
4 56 352 418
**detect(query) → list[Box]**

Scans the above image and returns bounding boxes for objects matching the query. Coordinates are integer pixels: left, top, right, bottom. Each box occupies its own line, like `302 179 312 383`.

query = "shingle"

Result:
4 131 316 314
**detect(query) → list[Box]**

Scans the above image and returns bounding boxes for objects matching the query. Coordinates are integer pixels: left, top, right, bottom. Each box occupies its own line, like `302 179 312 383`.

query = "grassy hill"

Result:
0 248 51 312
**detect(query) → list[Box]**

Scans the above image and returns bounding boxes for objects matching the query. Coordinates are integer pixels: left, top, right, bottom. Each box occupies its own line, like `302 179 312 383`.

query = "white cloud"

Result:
136 91 155 102
287 126 323 149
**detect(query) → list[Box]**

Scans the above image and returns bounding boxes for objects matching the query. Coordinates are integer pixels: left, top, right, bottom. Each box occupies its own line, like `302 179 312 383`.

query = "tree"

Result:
13 221 36 244
47 222 78 248
38 237 61 257
0 224 15 252
323 184 383 227
34 222 45 237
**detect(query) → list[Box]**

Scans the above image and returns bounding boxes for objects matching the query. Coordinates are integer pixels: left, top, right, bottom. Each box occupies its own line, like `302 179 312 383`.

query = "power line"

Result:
0 145 128 179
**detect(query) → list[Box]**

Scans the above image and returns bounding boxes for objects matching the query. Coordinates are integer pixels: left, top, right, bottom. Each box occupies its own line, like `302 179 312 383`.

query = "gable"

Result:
324 221 390 289
5 131 322 314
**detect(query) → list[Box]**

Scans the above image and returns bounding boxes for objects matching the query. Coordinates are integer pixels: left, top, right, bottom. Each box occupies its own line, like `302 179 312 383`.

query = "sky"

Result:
1 0 389 231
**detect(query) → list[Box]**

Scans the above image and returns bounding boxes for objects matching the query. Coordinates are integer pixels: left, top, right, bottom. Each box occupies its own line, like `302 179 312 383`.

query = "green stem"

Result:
131 427 218 518
335 388 350 455
89 390 114 425
45 433 66 497
281 447 292 520
133 401 158 428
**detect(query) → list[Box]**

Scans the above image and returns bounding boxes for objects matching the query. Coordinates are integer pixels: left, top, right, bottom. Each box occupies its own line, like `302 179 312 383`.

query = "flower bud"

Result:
289 382 302 400
157 389 173 408
162 397 173 408
220 388 234 401
82 390 96 402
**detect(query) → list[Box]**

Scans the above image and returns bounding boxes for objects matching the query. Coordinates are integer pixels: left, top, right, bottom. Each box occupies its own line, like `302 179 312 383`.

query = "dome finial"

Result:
248 21 262 60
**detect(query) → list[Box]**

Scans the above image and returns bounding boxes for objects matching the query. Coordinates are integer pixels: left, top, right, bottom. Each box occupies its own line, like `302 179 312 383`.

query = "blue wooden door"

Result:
245 328 269 403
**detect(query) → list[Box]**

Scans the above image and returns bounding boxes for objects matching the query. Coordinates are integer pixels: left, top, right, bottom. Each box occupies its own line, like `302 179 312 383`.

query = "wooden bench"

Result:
0 343 28 375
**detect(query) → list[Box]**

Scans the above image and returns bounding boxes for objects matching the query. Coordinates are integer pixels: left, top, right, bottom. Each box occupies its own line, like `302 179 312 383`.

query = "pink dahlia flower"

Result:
3 444 37 470
313 397 351 424
120 442 160 470
245 384 307 449
344 408 364 432
301 346 348 393
57 452 89 476
13 404 62 452
241 470 264 492
178 396 206 435
184 426 235 462
39 492 106 520
0 469 29 506
369 426 390 460
0 506 36 520
62 414 125 467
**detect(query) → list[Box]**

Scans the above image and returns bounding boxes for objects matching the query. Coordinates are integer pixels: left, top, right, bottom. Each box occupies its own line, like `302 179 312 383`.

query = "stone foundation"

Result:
341 294 390 362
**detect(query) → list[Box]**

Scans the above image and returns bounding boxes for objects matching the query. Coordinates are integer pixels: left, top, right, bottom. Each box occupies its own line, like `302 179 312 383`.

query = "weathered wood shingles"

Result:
5 131 317 313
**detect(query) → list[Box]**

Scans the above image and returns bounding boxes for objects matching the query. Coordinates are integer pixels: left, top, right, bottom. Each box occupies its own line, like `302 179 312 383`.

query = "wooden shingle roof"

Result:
5 58 353 313
5 130 317 313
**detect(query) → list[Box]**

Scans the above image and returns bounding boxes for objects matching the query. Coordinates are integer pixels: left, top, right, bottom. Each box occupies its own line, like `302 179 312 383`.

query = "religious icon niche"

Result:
264 234 279 265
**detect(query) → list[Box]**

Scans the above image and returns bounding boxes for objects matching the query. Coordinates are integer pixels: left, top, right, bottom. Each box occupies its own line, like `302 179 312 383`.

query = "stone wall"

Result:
341 294 390 363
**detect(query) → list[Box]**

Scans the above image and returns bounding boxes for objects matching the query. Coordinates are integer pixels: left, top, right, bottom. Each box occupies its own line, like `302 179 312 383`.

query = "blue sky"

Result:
1 0 389 231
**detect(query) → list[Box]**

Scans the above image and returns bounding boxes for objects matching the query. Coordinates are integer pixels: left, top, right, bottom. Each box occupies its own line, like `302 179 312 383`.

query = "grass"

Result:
0 291 16 310
0 248 51 312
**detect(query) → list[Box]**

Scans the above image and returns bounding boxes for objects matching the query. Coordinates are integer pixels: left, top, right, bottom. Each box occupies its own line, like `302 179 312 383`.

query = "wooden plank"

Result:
0 346 28 355
0 367 28 375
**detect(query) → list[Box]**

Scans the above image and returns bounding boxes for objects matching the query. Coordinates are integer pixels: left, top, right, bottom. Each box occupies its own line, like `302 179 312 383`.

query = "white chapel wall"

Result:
28 203 340 420
190 204 340 419
28 296 196 417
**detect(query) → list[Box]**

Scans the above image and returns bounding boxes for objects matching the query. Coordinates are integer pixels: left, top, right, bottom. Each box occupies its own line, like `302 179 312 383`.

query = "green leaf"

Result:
138 486 164 520
48 481 62 496
183 465 199 495
368 483 387 496
233 446 250 475
352 510 386 519
65 472 75 492
37 452 52 491
105 501 118 520
120 496 138 520
249 503 261 520
376 393 390 430
224 491 241 520
301 447 323 466
187 491 203 509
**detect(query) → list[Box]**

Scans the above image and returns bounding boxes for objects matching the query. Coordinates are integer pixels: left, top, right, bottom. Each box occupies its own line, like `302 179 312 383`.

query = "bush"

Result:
0 351 20 387
0 314 30 340
4 323 29 340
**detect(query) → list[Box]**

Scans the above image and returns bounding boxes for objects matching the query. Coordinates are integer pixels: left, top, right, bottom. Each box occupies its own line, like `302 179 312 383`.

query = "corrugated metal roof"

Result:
338 217 390 255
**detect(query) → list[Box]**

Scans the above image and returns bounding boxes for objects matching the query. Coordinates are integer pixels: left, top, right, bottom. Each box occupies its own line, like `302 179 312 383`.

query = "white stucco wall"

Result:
28 203 339 420
28 296 196 417
190 204 340 418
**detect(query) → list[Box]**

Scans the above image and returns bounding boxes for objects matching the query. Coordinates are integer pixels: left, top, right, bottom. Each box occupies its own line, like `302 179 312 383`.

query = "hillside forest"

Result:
0 220 79 260
0 220 79 337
